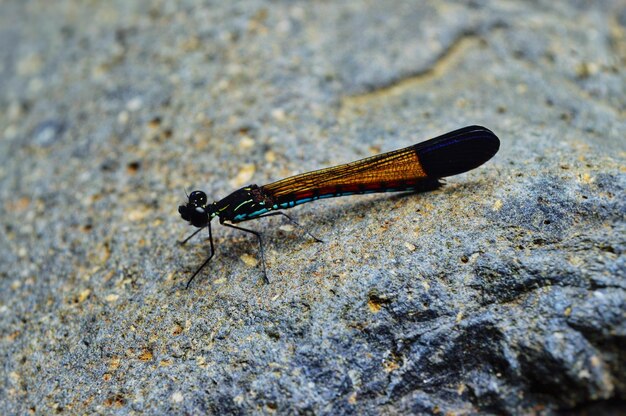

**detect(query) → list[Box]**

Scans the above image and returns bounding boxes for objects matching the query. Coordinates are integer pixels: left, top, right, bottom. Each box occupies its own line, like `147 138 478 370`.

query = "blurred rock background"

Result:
0 1 624 414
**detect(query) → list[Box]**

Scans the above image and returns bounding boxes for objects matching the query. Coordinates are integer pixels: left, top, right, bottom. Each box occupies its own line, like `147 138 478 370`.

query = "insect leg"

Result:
222 222 269 284
255 211 324 243
179 227 203 245
185 222 215 289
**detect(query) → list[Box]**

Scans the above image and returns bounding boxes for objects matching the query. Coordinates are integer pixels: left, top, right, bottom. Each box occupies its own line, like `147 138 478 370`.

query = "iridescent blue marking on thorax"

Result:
232 207 270 222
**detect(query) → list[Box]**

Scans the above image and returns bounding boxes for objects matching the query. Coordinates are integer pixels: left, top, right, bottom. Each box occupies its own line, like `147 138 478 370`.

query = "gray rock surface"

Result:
1 0 624 414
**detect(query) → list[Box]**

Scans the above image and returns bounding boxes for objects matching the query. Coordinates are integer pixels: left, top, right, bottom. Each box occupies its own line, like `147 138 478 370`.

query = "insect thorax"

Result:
215 185 274 222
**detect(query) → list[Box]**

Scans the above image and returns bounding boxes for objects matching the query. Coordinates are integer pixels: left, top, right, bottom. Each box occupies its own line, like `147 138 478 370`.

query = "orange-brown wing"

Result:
260 125 500 207
260 145 428 204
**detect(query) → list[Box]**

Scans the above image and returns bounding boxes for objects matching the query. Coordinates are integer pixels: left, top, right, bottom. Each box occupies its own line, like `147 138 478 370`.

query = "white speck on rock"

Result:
126 97 143 111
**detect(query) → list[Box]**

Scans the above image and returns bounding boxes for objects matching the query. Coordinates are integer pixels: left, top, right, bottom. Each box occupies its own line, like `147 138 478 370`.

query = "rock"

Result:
0 0 623 414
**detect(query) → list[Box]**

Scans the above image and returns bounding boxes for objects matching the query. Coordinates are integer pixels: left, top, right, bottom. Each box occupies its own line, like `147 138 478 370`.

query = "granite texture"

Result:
0 1 624 415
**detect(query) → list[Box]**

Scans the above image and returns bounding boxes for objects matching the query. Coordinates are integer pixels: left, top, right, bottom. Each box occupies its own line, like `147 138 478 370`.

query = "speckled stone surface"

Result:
1 1 624 414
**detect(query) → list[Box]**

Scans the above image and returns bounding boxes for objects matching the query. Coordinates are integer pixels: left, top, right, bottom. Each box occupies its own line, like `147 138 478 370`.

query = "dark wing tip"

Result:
415 125 500 178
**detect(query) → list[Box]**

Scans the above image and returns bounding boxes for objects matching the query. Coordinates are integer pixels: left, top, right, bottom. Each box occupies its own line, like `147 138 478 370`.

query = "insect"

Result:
178 125 500 288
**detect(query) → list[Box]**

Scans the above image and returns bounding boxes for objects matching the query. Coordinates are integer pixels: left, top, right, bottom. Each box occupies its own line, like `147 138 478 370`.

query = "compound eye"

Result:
190 206 208 227
178 205 190 221
189 190 207 206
